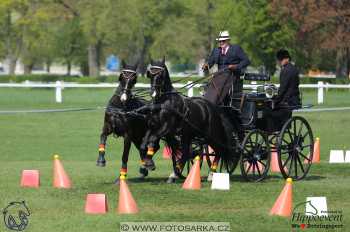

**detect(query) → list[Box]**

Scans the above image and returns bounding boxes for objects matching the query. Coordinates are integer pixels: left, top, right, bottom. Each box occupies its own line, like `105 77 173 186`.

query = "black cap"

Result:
276 49 291 61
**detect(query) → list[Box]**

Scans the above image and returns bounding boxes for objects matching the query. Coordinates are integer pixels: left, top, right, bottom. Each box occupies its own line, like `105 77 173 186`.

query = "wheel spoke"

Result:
282 153 293 168
257 160 267 167
294 154 298 178
255 162 262 176
282 138 290 144
302 132 310 140
287 128 294 141
299 152 311 161
288 154 294 175
296 153 305 173
297 122 304 138
301 144 312 150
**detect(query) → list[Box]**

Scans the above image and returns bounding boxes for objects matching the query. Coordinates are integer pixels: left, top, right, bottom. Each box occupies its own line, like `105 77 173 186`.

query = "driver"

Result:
202 30 250 105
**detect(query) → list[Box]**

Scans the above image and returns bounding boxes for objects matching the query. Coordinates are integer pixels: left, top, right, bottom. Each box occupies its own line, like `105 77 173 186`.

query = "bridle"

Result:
148 65 164 76
120 69 137 102
120 69 137 91
148 65 166 99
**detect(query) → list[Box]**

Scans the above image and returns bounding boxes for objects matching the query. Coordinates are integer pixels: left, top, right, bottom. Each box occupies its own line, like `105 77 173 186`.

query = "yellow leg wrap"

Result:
147 147 155 156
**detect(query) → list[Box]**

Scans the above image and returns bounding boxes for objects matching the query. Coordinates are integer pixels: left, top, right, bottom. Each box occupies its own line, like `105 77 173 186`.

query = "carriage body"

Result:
220 73 314 182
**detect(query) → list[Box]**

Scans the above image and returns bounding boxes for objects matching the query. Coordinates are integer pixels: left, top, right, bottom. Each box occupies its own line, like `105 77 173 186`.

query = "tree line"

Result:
0 0 349 78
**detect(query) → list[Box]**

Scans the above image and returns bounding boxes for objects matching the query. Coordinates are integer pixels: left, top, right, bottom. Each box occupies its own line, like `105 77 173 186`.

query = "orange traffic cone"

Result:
270 178 293 217
270 148 281 173
117 175 139 214
182 156 201 190
162 146 172 160
304 138 320 164
53 154 72 188
85 193 108 214
270 148 288 173
21 170 40 188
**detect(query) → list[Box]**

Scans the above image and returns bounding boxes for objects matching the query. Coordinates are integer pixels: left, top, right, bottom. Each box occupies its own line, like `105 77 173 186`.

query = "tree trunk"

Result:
23 63 33 74
46 60 51 73
346 47 350 79
88 44 99 77
8 56 17 75
67 60 72 76
335 48 344 78
80 59 89 76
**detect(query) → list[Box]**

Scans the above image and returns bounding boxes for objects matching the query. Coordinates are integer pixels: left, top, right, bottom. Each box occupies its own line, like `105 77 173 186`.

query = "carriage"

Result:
187 72 314 182
99 60 314 183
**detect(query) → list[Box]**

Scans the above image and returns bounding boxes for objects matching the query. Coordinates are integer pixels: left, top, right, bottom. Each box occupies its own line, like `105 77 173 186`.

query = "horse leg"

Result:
138 149 149 179
97 121 112 167
167 136 191 183
142 123 170 170
164 136 182 183
115 137 131 184
208 156 220 182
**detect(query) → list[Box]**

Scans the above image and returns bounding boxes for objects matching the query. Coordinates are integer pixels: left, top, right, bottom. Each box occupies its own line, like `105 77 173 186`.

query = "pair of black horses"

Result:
96 58 243 183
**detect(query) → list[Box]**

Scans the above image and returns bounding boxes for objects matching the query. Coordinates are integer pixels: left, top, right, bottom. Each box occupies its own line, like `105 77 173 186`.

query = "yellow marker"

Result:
316 137 320 141
98 147 105 152
120 175 126 180
53 154 59 159
120 171 127 175
286 178 293 184
195 156 200 161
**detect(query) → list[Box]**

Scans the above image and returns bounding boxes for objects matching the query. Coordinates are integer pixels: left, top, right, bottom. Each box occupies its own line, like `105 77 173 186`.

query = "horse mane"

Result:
161 65 174 92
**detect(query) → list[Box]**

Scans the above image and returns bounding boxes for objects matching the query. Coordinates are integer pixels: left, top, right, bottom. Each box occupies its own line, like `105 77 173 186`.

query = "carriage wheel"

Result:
277 116 314 181
217 133 241 175
240 130 271 182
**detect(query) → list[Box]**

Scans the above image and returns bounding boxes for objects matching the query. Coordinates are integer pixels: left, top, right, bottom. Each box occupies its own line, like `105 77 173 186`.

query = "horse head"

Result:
147 57 172 100
119 60 138 103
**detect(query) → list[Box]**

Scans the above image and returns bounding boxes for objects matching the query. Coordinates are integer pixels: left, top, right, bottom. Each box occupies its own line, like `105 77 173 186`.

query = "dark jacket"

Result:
274 62 301 107
204 44 250 104
207 44 251 73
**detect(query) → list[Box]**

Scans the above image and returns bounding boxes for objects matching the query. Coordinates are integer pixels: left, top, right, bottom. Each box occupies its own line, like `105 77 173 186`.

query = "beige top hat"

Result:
216 31 231 41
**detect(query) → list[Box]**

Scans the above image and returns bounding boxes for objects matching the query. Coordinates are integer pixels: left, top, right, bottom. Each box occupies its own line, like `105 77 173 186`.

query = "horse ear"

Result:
121 60 126 69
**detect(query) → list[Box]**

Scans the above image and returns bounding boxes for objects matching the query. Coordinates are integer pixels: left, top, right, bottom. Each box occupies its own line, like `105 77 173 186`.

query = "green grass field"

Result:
0 88 349 232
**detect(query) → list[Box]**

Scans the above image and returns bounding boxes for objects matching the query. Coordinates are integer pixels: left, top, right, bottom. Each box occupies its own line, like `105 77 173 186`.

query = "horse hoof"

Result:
166 177 176 184
144 159 156 171
96 161 106 167
139 167 149 178
96 154 106 167
207 171 214 182
207 173 213 182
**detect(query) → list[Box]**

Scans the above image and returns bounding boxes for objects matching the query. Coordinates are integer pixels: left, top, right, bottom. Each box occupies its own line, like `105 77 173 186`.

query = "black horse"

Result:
142 58 242 182
97 62 158 181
